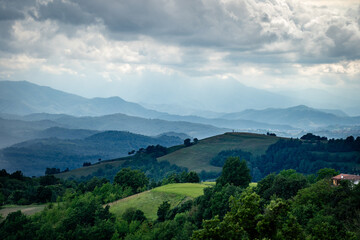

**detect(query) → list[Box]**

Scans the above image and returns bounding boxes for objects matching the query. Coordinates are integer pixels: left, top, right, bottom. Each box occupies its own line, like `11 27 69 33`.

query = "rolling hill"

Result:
17 113 229 139
0 116 99 148
54 132 279 181
158 132 279 173
52 131 359 183
108 183 211 220
0 131 183 176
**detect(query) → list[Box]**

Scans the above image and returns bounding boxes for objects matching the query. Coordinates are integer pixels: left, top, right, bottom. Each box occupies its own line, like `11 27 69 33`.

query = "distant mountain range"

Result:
1 80 360 176
0 131 183 176
0 80 161 117
0 80 359 146
221 105 360 129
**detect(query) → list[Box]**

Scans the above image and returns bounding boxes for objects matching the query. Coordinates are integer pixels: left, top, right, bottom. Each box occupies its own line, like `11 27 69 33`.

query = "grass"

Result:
250 182 258 188
109 183 211 220
0 204 47 219
158 132 279 173
152 183 211 198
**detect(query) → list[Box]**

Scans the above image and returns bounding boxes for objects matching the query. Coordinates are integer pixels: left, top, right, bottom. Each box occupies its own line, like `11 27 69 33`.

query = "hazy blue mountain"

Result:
157 114 295 131
0 80 163 117
0 131 183 176
36 127 99 140
157 132 192 140
0 117 62 148
8 112 228 139
222 105 360 129
0 116 102 148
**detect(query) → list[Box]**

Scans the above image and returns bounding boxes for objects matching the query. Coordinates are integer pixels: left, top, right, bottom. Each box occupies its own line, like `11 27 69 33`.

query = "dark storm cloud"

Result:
35 0 95 25
32 0 277 50
0 6 24 21
1 0 359 65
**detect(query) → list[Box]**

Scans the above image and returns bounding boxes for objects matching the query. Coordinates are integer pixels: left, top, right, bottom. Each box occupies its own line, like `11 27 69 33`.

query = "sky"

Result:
0 0 359 114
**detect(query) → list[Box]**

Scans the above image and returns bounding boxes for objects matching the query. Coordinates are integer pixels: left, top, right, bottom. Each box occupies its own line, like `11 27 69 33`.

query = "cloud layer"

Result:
0 0 359 112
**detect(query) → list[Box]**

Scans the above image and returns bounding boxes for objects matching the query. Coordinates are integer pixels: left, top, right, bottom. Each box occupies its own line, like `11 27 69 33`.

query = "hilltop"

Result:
55 132 279 181
158 132 279 173
55 131 360 182
1 131 183 176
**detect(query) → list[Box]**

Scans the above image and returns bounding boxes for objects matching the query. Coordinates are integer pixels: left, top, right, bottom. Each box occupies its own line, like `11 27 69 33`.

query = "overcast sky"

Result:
0 0 359 113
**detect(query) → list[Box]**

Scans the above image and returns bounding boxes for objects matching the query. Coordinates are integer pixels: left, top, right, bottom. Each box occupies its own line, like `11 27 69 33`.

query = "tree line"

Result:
211 134 360 181
2 156 359 239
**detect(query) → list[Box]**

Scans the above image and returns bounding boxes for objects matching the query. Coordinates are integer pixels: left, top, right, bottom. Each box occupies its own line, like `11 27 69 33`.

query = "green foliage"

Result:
122 208 147 223
187 171 200 183
216 157 251 188
114 168 149 194
2 165 360 240
157 201 171 222
256 198 290 239
162 171 200 184
316 168 339 181
193 189 261 240
0 169 72 205
256 169 308 201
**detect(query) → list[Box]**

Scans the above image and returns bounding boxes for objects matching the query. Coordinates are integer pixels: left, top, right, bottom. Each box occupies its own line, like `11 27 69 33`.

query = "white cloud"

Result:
0 54 45 70
0 0 359 111
41 64 78 75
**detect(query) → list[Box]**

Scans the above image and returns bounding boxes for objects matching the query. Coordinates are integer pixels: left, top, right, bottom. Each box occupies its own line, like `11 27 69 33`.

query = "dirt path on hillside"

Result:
0 205 46 219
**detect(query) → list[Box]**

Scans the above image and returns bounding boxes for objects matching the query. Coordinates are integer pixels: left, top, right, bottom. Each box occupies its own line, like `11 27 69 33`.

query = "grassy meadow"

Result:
109 183 211 220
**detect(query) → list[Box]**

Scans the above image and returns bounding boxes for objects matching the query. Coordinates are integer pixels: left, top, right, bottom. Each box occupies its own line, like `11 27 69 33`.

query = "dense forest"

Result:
211 133 360 181
1 156 360 239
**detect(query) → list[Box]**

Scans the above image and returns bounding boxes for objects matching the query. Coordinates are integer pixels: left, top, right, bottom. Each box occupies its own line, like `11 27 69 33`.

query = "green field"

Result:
0 204 47 219
109 183 211 220
158 132 279 173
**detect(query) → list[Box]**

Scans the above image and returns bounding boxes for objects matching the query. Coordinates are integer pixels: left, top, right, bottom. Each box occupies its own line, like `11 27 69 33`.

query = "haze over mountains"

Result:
1 80 360 138
1 80 360 176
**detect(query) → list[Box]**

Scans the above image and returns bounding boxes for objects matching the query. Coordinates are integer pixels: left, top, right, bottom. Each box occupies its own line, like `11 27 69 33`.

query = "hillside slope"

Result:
158 132 279 173
0 131 183 176
109 183 211 220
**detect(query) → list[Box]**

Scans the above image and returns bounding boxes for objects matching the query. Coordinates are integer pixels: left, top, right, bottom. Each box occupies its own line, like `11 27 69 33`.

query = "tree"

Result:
316 168 339 181
45 168 60 175
114 168 149 193
257 170 308 201
157 201 171 222
184 138 191 147
187 171 200 183
122 208 146 223
193 138 199 144
216 157 251 188
192 189 261 239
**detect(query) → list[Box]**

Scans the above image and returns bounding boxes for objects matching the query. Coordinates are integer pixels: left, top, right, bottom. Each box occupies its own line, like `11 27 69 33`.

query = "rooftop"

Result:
332 174 360 181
